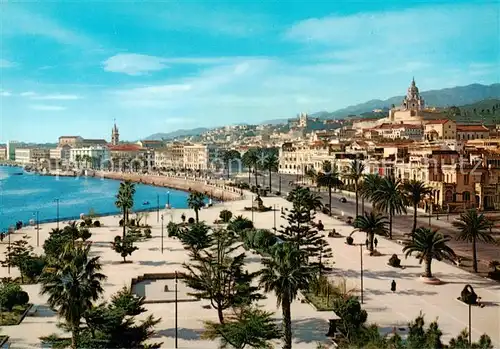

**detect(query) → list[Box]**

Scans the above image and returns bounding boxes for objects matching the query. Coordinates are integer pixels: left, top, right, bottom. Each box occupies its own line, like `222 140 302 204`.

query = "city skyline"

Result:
1 0 498 143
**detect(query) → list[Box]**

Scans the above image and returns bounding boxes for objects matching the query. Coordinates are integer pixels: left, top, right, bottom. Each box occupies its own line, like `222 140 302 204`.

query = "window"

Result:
464 174 469 185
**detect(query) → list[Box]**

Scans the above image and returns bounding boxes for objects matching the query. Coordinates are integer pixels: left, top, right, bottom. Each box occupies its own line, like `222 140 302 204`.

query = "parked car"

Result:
339 197 347 203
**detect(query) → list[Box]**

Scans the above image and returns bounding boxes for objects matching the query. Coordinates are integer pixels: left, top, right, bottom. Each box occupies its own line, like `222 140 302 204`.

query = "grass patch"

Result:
303 290 335 311
0 304 32 326
304 276 358 312
0 335 9 347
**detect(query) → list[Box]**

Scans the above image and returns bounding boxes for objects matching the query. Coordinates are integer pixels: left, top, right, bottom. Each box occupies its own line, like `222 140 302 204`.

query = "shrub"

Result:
93 220 101 227
84 218 93 227
167 222 180 237
79 221 86 227
346 236 353 245
181 214 186 223
227 215 254 234
388 254 401 267
188 217 195 224
23 256 46 281
274 191 281 196
119 219 124 227
0 282 29 311
129 219 136 227
144 228 152 239
219 210 233 223
488 260 500 280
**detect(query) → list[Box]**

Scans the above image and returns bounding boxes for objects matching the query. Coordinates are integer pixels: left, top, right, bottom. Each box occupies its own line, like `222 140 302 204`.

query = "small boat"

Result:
12 172 24 176
143 201 150 205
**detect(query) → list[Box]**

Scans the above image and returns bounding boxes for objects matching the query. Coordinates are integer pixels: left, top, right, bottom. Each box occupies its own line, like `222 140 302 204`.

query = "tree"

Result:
286 186 323 216
183 229 262 324
75 154 82 169
316 161 342 216
0 281 29 311
259 243 315 349
1 235 34 283
40 244 106 349
360 173 383 207
219 210 233 223
404 180 432 238
178 222 214 255
242 148 261 186
262 152 279 191
332 296 368 344
115 181 136 239
111 235 138 263
353 212 388 252
187 191 205 223
345 159 365 218
222 149 241 179
452 209 495 273
227 215 254 235
203 306 282 349
403 228 456 278
371 175 406 239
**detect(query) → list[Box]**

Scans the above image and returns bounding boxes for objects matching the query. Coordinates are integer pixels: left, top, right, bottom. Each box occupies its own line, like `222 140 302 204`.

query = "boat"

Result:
143 201 150 205
12 172 24 176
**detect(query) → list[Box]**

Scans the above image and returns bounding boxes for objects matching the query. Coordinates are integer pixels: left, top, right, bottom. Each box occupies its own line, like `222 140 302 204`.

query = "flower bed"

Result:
0 303 32 326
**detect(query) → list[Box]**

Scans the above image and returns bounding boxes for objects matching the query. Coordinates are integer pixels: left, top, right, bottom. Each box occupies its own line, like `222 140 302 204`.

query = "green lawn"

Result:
303 290 336 311
0 304 31 325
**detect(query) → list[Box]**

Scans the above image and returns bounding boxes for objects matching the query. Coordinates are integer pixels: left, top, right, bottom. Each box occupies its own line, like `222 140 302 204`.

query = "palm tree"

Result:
40 244 106 349
287 186 323 213
403 180 432 237
222 149 241 179
403 227 456 278
371 175 406 239
345 159 365 218
452 209 495 273
115 181 136 239
316 161 342 216
304 167 317 186
354 211 388 252
259 243 315 349
360 173 383 208
75 154 82 169
188 191 206 223
242 148 261 186
262 152 279 191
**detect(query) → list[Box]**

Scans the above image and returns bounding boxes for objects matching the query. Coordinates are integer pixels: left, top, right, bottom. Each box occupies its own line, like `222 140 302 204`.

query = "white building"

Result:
69 146 110 168
14 148 50 165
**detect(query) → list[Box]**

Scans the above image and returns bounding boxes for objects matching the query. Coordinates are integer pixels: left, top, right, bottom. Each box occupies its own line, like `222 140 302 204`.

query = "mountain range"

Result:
145 83 500 140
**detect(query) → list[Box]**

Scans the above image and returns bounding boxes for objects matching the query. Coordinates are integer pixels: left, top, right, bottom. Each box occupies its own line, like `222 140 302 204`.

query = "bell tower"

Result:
111 119 119 145
401 77 425 111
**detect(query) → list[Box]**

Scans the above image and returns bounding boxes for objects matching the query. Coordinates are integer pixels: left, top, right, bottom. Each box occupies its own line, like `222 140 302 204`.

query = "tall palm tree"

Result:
452 209 495 273
75 154 82 169
354 211 388 252
360 173 383 208
371 175 406 239
345 159 365 218
115 181 136 238
304 167 317 186
263 152 279 191
242 148 261 186
403 180 432 237
403 227 456 278
40 244 106 349
188 191 206 223
259 243 315 349
316 161 342 216
287 186 323 214
222 149 241 179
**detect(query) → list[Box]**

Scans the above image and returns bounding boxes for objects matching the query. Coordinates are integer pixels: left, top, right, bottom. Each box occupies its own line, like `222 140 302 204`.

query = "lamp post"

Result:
468 302 472 345
7 226 14 274
273 204 276 230
33 211 39 247
175 271 178 348
251 196 254 223
354 242 364 304
157 194 160 222
167 191 170 207
161 214 164 254
54 198 60 229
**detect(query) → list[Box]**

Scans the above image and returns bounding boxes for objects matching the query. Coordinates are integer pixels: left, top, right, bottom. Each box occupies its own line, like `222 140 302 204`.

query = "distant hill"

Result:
451 98 500 123
145 127 210 141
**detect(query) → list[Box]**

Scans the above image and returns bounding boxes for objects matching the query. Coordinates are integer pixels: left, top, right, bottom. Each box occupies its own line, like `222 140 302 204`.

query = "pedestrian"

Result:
317 220 324 231
391 280 397 292
365 239 369 249
374 237 378 248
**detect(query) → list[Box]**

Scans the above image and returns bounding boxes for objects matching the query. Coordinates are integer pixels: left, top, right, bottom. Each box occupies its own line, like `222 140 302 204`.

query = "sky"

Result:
0 0 499 143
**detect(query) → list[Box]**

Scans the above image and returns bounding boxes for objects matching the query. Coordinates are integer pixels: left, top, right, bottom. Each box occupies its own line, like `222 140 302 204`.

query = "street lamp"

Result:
161 214 164 254
157 194 160 222
54 198 60 229
468 302 472 345
7 226 14 274
175 271 178 348
273 204 277 230
33 211 40 247
251 195 254 223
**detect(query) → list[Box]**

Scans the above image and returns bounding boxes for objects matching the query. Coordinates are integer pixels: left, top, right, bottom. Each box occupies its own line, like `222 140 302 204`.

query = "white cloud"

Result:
32 94 82 100
30 105 66 111
20 91 37 97
0 59 16 68
0 90 12 97
103 54 168 75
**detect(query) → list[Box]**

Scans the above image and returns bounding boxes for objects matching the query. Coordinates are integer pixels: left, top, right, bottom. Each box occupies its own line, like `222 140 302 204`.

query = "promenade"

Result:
0 194 498 348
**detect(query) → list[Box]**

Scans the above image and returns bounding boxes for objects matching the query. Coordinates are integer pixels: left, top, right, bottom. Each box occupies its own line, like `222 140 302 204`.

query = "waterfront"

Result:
0 166 189 232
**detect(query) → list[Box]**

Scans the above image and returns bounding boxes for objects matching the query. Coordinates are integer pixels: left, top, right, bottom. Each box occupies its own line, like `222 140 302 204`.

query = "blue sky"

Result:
0 0 498 143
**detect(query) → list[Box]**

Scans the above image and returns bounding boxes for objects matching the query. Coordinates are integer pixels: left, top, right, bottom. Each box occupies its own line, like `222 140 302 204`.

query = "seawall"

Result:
95 171 243 201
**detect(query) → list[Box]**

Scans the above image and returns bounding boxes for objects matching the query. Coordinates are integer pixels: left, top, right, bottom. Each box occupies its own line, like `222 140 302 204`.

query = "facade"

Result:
424 119 457 140
183 144 219 170
0 147 6 160
373 123 423 140
15 148 50 165
50 144 72 165
6 141 19 160
69 146 110 168
137 140 164 150
456 124 489 141
154 143 185 170
58 136 83 147
79 139 108 147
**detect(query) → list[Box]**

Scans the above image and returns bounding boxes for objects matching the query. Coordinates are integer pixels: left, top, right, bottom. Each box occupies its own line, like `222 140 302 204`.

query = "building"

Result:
0 146 6 160
50 144 72 165
15 148 50 165
111 121 119 146
456 124 490 141
424 119 457 141
154 143 185 170
79 139 108 147
183 143 219 171
6 141 19 160
58 136 83 147
137 140 164 150
69 146 110 169
372 123 423 140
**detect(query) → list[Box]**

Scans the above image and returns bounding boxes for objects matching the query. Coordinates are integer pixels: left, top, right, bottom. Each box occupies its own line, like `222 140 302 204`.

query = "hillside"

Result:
145 127 210 141
451 99 500 123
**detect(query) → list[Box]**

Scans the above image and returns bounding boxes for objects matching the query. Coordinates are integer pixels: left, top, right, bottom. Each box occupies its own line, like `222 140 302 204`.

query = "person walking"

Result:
391 280 397 292
365 239 369 249
374 237 378 249
317 220 324 231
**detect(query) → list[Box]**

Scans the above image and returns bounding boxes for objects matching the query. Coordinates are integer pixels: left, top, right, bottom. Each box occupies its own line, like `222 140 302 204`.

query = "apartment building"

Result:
456 124 490 141
423 119 456 140
183 143 219 171
69 146 110 168
15 148 50 165
50 144 72 165
372 123 423 140
154 143 185 170
0 146 6 160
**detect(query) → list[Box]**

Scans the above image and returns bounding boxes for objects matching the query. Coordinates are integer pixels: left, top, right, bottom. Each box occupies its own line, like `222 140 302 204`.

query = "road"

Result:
236 172 500 268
